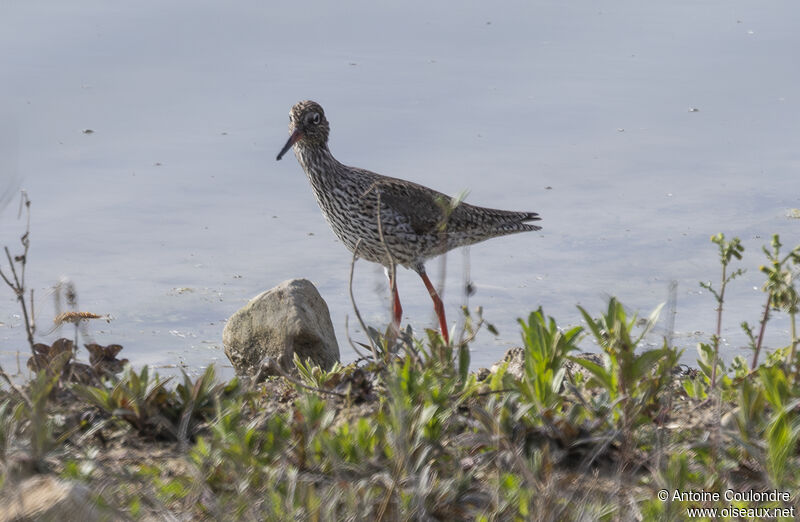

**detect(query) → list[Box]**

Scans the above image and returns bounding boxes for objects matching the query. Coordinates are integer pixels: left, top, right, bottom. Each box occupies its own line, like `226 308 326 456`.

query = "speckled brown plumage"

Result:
277 100 542 343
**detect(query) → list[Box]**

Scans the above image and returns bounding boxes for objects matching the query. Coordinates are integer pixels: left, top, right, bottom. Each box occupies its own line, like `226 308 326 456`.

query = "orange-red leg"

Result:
391 280 403 331
419 270 449 344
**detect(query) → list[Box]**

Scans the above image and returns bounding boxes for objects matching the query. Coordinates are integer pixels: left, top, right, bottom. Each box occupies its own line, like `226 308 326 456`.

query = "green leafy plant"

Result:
515 307 582 410
685 342 743 400
759 235 800 371
572 298 679 426
0 399 14 461
747 234 800 370
758 365 800 487
192 398 290 492
74 365 175 437
571 298 680 474
294 353 343 389
174 366 237 444
699 233 744 387
12 352 75 470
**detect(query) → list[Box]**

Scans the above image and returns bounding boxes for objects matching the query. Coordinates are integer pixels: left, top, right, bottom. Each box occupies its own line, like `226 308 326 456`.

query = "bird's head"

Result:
276 100 330 160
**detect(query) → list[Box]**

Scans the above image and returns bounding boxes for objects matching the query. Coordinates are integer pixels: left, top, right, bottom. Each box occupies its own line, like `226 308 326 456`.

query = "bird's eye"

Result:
310 112 321 125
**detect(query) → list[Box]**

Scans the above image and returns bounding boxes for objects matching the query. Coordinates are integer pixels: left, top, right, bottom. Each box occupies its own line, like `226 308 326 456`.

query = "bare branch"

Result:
348 239 379 362
343 315 368 360
4 246 21 291
0 363 33 409
0 267 13 289
0 192 36 353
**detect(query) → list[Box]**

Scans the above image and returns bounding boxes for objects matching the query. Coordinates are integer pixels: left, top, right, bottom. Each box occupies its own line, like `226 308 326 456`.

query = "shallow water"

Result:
1 1 798 378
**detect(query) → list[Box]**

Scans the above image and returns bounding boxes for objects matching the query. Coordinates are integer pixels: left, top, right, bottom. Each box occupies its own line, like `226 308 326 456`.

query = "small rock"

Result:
488 347 604 384
223 278 339 377
564 352 605 382
0 475 105 521
490 347 525 380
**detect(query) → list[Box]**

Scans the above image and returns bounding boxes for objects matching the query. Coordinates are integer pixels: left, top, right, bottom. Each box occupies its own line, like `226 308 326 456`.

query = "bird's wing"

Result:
354 170 541 235
361 175 450 236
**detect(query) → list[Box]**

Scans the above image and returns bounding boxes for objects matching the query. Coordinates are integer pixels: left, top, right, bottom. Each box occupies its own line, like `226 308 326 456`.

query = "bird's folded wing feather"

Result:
364 176 450 236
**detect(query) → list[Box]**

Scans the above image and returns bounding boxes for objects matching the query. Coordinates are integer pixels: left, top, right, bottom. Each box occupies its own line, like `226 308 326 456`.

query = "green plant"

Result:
455 305 496 385
571 298 680 476
758 365 800 487
25 370 59 466
641 452 703 521
699 233 744 388
515 307 582 411
685 342 742 400
759 235 800 371
0 400 13 461
747 234 800 370
74 365 175 437
3 354 72 472
294 353 343 389
174 365 236 444
375 357 478 520
573 298 679 426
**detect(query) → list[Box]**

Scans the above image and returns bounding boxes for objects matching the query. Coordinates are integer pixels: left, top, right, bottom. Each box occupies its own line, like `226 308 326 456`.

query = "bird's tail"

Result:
485 210 542 233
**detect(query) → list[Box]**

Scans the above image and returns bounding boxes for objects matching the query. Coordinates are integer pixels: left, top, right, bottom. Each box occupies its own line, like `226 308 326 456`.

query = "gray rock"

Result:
489 347 525 381
488 347 604 384
223 278 339 377
0 475 104 521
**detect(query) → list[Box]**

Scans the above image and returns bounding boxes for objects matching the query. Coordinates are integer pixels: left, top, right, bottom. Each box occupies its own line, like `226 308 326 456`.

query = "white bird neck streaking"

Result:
293 142 344 192
292 141 337 174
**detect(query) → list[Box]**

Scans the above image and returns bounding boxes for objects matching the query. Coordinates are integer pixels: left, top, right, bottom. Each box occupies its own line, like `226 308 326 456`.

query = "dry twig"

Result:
0 191 35 354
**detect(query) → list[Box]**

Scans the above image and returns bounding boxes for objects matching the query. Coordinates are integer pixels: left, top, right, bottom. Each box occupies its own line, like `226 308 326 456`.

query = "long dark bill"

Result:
276 129 303 161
